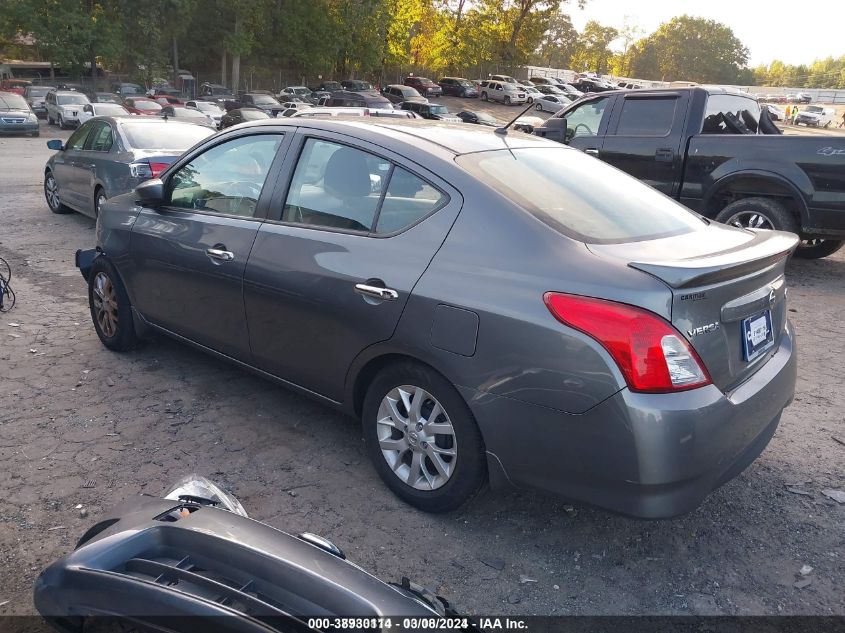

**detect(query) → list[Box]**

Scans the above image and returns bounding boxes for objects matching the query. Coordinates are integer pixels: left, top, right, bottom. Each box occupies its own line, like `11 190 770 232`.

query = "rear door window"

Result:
615 97 677 136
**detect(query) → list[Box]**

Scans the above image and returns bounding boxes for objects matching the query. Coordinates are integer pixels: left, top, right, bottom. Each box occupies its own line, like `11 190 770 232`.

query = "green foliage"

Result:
755 56 845 88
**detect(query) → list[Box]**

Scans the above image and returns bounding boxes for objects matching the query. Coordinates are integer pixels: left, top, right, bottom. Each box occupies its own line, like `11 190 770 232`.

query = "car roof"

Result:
235 118 556 156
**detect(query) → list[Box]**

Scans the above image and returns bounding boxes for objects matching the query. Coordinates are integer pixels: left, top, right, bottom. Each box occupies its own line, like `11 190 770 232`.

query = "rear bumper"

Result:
466 321 797 519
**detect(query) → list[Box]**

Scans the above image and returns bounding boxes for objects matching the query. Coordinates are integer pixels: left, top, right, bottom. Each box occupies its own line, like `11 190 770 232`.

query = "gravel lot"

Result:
0 114 843 618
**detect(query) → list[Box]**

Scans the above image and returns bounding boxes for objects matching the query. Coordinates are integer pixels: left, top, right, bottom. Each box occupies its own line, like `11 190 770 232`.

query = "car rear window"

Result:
458 147 704 244
132 100 162 111
120 122 213 150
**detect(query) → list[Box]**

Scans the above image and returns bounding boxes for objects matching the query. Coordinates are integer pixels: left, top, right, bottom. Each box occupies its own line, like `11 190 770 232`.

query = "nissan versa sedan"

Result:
75 119 798 517
44 117 214 218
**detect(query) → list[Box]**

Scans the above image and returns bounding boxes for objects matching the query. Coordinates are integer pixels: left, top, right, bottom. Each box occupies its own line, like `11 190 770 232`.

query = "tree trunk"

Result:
221 50 227 86
232 54 241 94
172 36 179 90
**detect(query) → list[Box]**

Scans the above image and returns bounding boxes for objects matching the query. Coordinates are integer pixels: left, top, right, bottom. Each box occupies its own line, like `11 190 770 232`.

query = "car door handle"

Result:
354 284 399 301
584 148 599 156
206 247 234 262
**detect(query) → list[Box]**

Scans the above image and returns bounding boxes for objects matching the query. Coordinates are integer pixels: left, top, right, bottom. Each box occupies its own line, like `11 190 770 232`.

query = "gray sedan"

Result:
75 119 797 518
44 117 214 218
533 94 568 113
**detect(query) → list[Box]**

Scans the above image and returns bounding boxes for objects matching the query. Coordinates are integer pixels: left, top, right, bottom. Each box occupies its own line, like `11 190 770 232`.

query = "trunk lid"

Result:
589 224 798 391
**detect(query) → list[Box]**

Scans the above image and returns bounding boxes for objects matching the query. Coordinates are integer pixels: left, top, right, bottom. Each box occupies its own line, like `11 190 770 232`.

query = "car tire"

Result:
44 170 71 214
527 96 533 103
535 102 543 111
362 361 486 513
47 113 54 126
58 114 65 129
87 257 139 352
481 92 488 101
94 186 106 218
504 96 511 105
715 197 798 234
794 239 845 259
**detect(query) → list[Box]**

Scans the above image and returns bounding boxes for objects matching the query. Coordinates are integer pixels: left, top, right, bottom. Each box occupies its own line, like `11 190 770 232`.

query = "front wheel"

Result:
88 257 139 352
504 96 511 105
794 239 844 259
535 102 543 111
58 114 65 129
714 197 797 234
363 362 486 513
481 92 488 101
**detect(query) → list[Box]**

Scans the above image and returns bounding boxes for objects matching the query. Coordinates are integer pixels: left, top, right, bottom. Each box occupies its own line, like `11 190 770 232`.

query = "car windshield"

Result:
94 104 129 116
293 88 310 95
429 105 449 115
401 87 418 96
133 100 161 111
57 94 89 105
194 102 221 113
0 93 29 110
805 106 823 113
458 147 704 244
241 109 271 120
171 108 206 118
347 81 371 90
458 80 473 87
121 122 213 150
251 95 280 105
28 87 50 97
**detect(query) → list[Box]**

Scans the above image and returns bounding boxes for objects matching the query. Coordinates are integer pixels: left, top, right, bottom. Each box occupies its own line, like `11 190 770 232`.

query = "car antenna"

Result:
494 102 536 136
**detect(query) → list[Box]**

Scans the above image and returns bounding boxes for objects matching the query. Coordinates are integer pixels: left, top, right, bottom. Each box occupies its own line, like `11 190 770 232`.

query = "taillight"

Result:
544 292 711 393
148 162 169 178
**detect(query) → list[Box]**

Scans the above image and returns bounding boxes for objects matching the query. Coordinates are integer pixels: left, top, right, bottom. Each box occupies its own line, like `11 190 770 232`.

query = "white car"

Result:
279 85 314 101
185 100 224 128
45 90 91 129
480 80 527 105
794 105 835 128
763 103 785 121
77 102 130 125
533 94 567 113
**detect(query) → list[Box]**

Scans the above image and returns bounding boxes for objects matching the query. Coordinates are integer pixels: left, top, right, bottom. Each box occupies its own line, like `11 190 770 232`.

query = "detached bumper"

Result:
466 321 797 519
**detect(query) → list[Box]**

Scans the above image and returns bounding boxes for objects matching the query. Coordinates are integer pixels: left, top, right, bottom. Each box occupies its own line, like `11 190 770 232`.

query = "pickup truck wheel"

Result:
794 239 845 259
715 197 797 234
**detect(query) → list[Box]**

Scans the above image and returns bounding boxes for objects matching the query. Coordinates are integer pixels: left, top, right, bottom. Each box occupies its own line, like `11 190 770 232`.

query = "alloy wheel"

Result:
376 385 457 491
724 211 775 230
92 272 119 338
96 191 106 216
45 174 60 210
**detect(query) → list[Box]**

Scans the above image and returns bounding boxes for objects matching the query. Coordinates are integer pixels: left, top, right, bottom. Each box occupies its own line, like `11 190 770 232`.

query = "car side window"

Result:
375 167 445 234
615 97 677 136
564 97 610 139
283 138 389 232
168 134 283 217
702 95 761 134
66 123 93 150
85 122 114 152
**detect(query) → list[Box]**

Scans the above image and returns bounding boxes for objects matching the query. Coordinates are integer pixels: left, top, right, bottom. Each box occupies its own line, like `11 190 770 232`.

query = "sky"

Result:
569 0 844 67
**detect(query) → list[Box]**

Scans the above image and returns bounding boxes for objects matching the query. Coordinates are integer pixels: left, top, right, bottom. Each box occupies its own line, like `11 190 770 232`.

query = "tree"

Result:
569 20 617 74
534 10 578 68
627 16 748 83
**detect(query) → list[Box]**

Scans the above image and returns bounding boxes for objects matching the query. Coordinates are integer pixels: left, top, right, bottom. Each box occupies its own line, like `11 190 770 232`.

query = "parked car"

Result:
795 92 812 104
45 90 91 128
381 84 427 105
399 101 460 122
403 77 443 97
279 85 315 102
489 74 518 84
237 93 285 117
534 85 845 258
479 80 527 105
312 80 342 93
44 117 214 218
326 89 393 109
0 78 32 95
341 79 373 91
533 94 568 113
23 84 50 117
523 86 541 103
793 105 835 128
291 107 419 119
455 110 499 127
529 77 556 86
198 82 234 105
122 97 162 116
152 94 184 106
0 92 39 136
185 99 225 127
161 105 216 128
534 84 566 97
92 92 124 104
220 107 271 129
437 77 478 98
517 79 535 87
570 77 614 93
77 101 131 125
556 83 585 99
110 82 144 96
763 103 785 121
75 117 798 517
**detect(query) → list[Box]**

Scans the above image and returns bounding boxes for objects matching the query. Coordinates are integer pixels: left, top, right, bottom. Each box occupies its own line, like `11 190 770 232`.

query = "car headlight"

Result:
27 113 37 122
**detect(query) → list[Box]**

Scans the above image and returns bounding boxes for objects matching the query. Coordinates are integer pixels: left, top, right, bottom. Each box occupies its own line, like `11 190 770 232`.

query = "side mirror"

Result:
46 139 64 151
135 178 165 206
535 117 568 144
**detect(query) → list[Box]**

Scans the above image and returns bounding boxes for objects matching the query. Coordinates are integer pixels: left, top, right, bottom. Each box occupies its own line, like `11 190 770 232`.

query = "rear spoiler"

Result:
628 231 799 289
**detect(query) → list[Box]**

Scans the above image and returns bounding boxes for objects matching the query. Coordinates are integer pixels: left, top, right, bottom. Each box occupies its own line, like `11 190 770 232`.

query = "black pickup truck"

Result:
535 86 845 258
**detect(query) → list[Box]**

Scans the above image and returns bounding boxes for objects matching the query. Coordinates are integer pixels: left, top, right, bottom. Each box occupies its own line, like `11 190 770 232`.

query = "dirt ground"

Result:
0 118 843 618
